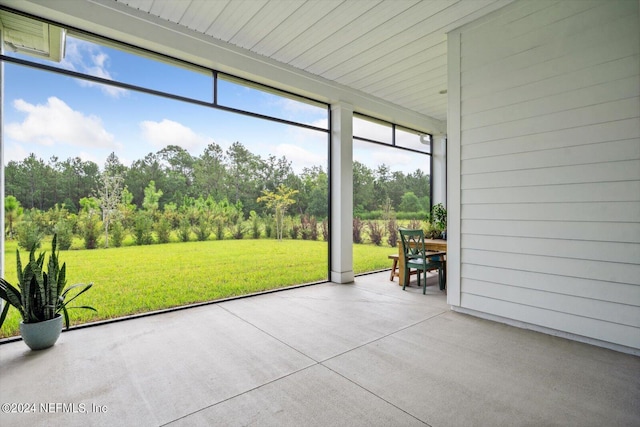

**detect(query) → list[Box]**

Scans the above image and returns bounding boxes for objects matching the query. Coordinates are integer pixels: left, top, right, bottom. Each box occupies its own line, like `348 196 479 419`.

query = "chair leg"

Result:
402 266 408 290
423 270 427 294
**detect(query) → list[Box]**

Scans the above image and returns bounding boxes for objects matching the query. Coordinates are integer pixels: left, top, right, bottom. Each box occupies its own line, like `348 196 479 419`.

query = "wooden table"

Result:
397 239 447 287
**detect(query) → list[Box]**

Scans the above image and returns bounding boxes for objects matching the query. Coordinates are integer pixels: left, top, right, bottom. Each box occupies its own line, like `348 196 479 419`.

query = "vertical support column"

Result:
432 134 447 207
0 29 5 281
330 103 354 283
446 30 462 307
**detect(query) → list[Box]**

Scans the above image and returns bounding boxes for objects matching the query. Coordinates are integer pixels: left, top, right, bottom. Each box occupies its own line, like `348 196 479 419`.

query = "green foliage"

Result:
4 195 23 239
232 219 245 240
79 207 102 250
7 148 430 226
177 216 191 242
53 219 74 250
396 211 428 220
257 185 298 241
399 191 421 212
289 223 299 239
155 215 172 244
143 180 163 214
249 211 261 239
110 220 125 247
133 212 154 245
0 235 96 330
264 214 274 238
431 203 447 231
16 210 43 251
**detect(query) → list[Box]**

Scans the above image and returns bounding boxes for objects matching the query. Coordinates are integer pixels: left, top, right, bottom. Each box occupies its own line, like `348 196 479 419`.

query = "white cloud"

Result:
4 142 29 164
273 143 325 171
5 97 117 149
62 38 128 98
140 119 210 151
371 150 412 169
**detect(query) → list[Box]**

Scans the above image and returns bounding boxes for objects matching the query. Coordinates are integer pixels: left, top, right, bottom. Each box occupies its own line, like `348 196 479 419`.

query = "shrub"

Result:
367 221 384 246
289 224 299 239
177 216 191 242
353 217 364 244
264 215 274 238
309 216 318 241
16 212 43 251
214 219 224 241
300 215 311 240
53 219 74 250
194 217 211 241
110 220 125 247
80 209 102 250
387 218 399 248
155 216 172 244
133 212 154 245
396 211 428 220
232 219 245 239
407 219 422 230
321 218 329 242
249 211 261 239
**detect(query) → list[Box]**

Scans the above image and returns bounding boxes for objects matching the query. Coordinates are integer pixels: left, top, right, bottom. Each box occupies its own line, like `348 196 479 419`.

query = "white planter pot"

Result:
20 315 63 350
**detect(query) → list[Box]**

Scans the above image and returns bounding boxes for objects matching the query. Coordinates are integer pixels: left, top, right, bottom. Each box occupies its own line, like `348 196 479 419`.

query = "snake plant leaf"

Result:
60 283 95 310
0 278 25 327
0 303 10 329
57 263 67 297
16 249 23 287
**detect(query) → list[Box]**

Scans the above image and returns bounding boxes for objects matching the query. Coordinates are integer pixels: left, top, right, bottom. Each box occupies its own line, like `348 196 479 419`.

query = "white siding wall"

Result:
448 0 640 351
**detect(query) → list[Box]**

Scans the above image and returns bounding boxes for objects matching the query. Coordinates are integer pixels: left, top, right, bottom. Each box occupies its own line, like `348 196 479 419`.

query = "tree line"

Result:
5 141 431 249
7 141 431 216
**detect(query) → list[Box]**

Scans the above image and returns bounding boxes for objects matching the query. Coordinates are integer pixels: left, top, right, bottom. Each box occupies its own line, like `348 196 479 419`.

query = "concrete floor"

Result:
1 271 639 427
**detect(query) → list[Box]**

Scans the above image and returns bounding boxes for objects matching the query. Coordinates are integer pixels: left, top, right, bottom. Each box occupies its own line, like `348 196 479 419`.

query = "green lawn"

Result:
1 238 394 338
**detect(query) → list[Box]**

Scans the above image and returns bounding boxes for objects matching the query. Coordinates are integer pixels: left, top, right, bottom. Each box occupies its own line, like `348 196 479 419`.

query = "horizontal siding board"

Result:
461 33 639 102
461 264 640 306
460 0 608 69
461 202 640 223
462 54 639 116
461 4 637 83
462 76 639 131
462 140 640 175
460 293 640 349
461 97 639 145
462 234 640 264
461 181 640 204
462 279 640 327
461 160 640 189
461 220 640 244
461 248 640 285
461 118 640 159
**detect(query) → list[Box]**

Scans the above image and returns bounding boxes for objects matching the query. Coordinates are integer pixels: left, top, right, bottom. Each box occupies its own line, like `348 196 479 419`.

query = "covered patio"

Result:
1 271 638 426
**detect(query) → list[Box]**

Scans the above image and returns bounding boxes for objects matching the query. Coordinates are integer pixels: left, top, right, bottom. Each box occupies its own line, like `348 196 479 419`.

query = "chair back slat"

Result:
399 228 426 259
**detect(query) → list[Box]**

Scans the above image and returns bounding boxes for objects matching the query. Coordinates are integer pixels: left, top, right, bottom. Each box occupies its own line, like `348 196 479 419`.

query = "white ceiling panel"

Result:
112 0 513 121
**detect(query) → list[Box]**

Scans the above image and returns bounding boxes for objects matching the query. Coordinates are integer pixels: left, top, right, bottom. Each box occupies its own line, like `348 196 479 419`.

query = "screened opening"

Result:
352 116 432 276
0 10 329 338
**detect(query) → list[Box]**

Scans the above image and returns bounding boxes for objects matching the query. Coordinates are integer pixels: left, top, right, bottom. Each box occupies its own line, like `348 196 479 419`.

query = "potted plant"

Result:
429 203 447 239
0 235 96 350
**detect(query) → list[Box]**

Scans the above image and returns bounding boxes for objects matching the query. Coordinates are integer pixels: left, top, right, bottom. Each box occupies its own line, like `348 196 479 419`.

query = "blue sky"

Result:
3 35 428 175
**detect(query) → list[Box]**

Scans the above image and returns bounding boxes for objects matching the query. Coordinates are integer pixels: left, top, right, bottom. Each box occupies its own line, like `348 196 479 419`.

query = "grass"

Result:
1 238 395 338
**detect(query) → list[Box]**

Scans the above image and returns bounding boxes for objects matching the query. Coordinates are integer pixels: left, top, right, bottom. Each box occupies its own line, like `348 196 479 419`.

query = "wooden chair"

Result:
399 228 445 294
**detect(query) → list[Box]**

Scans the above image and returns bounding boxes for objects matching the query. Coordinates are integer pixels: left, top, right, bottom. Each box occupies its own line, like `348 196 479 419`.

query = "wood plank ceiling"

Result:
115 0 512 122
